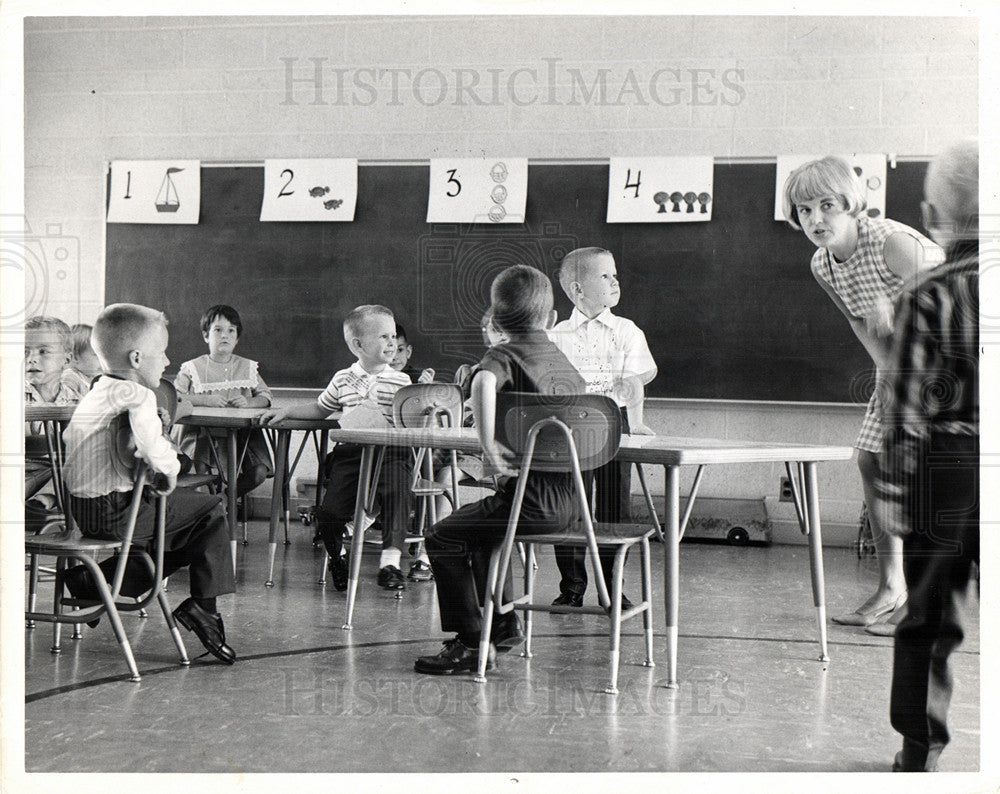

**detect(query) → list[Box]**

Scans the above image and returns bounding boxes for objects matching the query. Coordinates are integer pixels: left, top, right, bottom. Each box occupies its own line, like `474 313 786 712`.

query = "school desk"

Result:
24 404 75 518
261 422 853 687
177 407 267 571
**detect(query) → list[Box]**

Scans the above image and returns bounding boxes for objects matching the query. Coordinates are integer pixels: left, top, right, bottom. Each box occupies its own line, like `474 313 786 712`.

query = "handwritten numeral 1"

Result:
124 170 132 199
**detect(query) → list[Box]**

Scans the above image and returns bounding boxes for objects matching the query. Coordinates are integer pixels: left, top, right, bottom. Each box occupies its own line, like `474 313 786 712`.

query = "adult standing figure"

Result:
782 157 943 633
880 140 979 772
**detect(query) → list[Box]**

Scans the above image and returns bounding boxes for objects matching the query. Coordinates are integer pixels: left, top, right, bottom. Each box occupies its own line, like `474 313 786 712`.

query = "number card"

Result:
426 158 527 223
260 159 358 221
774 154 887 221
107 160 201 224
607 157 714 223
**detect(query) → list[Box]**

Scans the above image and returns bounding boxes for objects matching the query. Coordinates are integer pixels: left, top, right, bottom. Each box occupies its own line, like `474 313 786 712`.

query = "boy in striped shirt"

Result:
261 305 415 591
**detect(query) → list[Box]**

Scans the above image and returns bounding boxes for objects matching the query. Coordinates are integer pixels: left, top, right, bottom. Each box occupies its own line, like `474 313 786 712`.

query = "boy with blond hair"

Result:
262 305 416 590
548 247 656 607
62 304 236 664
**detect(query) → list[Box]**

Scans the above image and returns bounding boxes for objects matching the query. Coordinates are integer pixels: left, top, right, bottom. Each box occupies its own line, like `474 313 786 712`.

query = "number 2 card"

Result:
426 158 527 223
607 157 714 223
260 159 358 221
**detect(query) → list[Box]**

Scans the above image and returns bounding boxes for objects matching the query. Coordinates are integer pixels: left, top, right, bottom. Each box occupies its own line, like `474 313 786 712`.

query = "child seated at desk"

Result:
24 316 88 530
61 304 237 664
414 265 586 676
174 304 273 501
390 323 434 384
64 323 102 393
260 305 416 591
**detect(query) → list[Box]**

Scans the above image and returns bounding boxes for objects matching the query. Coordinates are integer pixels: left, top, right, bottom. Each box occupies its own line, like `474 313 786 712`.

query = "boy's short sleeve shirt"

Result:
478 331 585 396
549 308 655 402
317 361 411 423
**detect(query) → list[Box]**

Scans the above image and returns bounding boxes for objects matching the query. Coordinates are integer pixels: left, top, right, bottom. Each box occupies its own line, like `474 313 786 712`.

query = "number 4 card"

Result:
607 157 714 223
426 158 527 223
260 159 358 221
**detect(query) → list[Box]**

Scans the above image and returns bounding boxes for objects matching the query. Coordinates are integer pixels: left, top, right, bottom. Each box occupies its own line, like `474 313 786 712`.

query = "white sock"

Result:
416 550 430 565
379 548 402 569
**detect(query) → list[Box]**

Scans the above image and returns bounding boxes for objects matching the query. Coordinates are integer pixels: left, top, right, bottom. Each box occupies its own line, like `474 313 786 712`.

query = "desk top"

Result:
177 407 267 428
28 406 853 465
317 426 853 466
24 404 75 421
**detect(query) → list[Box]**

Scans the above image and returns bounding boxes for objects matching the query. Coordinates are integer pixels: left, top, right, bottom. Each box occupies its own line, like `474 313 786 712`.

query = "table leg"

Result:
343 445 375 630
663 464 680 689
801 461 830 662
227 430 239 573
265 430 290 588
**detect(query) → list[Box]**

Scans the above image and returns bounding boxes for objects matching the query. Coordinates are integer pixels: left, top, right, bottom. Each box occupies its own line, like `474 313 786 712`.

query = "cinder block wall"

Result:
22 15 978 542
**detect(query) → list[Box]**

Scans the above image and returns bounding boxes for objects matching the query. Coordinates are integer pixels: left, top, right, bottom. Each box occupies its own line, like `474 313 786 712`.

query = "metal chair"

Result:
392 383 465 542
474 393 656 694
25 412 190 682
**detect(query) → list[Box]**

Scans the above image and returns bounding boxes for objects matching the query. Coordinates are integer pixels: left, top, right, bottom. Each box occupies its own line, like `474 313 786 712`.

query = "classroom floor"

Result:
23 522 980 775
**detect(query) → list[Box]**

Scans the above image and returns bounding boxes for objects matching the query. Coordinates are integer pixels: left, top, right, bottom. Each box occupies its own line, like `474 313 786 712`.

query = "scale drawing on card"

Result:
607 157 714 223
426 158 527 223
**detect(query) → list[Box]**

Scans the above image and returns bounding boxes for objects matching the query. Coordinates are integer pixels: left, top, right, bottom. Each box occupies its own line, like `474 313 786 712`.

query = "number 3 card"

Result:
426 158 527 223
260 159 358 221
607 157 714 223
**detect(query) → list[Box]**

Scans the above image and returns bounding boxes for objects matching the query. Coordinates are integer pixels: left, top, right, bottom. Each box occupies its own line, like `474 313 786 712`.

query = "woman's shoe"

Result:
865 600 907 636
831 592 907 627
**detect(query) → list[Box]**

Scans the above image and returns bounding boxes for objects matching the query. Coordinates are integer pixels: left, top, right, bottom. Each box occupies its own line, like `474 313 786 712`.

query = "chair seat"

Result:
26 530 123 554
412 477 448 496
518 522 655 547
177 472 219 489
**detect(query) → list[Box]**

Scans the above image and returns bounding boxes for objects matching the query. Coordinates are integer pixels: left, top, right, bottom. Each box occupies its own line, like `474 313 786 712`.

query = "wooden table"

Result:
263 423 853 687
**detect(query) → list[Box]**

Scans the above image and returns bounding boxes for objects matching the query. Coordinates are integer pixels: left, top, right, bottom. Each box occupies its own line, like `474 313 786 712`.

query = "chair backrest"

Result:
154 378 180 426
393 383 464 429
494 392 621 474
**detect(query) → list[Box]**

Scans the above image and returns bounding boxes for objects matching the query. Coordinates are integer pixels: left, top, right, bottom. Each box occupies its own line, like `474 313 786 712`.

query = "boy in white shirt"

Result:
548 247 657 607
62 304 236 664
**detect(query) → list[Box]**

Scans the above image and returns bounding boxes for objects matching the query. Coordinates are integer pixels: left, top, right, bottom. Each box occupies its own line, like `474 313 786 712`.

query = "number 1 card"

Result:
107 160 201 224
260 159 358 221
607 157 714 223
426 158 527 223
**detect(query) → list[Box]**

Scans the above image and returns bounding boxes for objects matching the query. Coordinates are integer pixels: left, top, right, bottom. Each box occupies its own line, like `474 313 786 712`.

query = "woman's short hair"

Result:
782 156 867 230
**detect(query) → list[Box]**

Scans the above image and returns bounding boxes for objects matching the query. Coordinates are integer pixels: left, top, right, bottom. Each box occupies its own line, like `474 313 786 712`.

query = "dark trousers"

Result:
69 488 235 599
316 444 413 559
554 407 631 596
890 433 979 772
426 473 579 638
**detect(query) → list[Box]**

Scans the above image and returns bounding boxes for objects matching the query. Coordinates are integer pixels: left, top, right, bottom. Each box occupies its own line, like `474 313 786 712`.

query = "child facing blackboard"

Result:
782 156 943 634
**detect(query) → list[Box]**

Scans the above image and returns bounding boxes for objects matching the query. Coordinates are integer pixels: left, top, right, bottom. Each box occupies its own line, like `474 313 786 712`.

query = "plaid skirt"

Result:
855 375 885 453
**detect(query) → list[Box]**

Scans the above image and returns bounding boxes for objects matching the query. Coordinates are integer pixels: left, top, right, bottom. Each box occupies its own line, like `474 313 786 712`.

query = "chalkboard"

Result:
105 161 929 401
